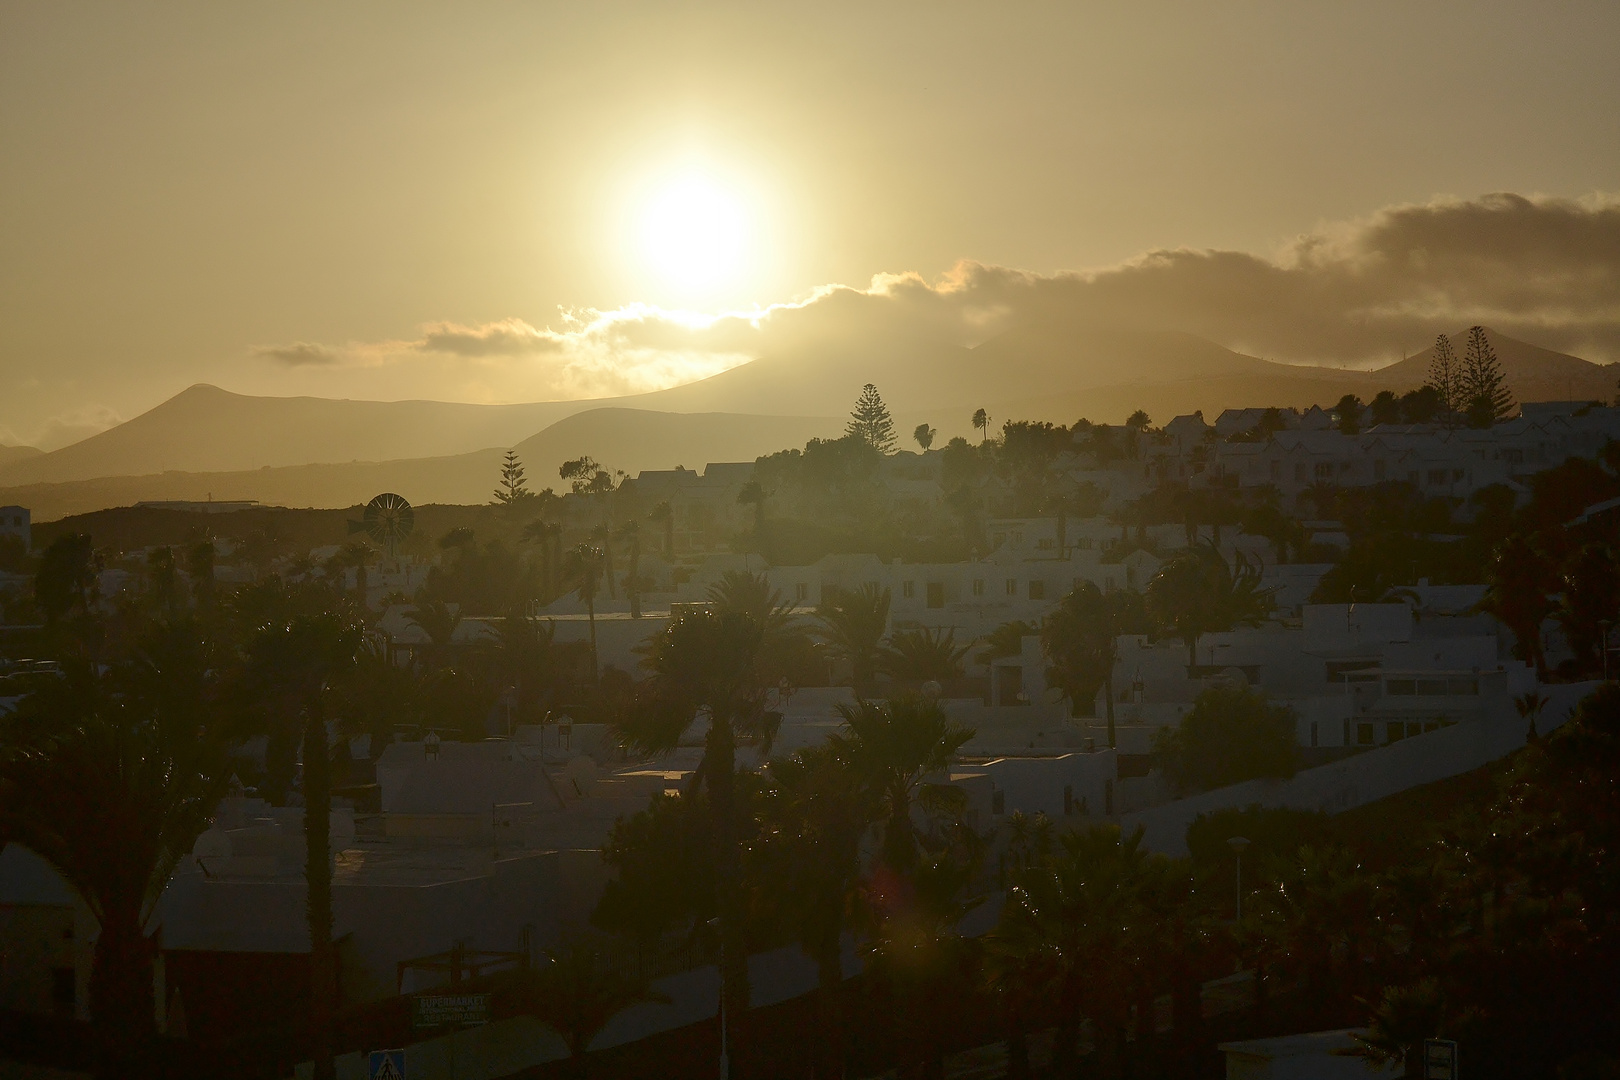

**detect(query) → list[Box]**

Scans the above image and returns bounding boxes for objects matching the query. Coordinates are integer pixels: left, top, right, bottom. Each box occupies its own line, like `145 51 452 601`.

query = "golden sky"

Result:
3 2 1618 448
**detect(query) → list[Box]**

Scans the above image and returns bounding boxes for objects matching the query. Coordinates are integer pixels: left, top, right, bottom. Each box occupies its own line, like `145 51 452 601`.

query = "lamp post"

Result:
1227 836 1251 921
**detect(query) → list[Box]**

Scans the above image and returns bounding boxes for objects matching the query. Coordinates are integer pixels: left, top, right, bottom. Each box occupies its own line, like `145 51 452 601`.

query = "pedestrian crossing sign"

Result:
368 1049 406 1080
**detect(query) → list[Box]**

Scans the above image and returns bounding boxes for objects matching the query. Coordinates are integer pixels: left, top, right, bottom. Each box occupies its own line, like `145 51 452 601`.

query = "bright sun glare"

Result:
637 172 750 298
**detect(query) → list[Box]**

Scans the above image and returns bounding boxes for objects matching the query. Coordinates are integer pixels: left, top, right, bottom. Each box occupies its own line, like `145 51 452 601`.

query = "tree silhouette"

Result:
1462 325 1513 427
1146 543 1271 667
1153 684 1297 795
564 543 606 678
648 501 675 558
972 408 990 444
830 694 973 872
881 626 970 682
494 450 534 506
1429 333 1463 415
0 625 231 1073
621 608 783 1073
1041 583 1147 747
846 384 897 453
243 613 363 1080
815 582 891 697
913 423 936 451
617 519 643 618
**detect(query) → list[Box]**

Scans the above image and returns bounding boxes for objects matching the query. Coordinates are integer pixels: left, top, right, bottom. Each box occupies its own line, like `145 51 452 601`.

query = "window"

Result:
1387 678 1416 696
992 788 1005 815
1037 538 1054 550
795 583 808 602
1028 580 1046 600
1452 469 1465 482
902 580 916 599
1005 578 1018 595
1387 722 1405 742
1310 721 1319 747
972 578 985 597
1427 469 1448 486
1357 723 1375 745
1447 677 1478 696
926 582 944 609
1314 462 1333 480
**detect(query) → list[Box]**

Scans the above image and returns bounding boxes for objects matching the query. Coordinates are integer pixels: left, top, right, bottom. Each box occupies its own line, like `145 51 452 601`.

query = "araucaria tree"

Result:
1462 325 1513 427
1428 333 1463 415
847 383 898 453
494 450 533 505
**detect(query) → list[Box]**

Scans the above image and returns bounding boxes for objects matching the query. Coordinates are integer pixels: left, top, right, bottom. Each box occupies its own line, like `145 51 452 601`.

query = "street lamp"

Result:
1227 836 1251 921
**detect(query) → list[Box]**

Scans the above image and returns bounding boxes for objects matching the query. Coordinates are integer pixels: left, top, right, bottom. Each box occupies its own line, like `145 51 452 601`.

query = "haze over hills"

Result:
0 385 599 487
6 322 1614 520
0 407 844 521
0 445 42 470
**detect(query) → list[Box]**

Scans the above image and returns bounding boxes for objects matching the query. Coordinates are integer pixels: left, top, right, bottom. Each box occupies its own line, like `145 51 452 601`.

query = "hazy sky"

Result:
3 2 1618 448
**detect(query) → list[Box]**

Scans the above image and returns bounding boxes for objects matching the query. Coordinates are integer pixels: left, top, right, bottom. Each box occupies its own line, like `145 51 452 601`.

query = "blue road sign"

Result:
369 1049 406 1080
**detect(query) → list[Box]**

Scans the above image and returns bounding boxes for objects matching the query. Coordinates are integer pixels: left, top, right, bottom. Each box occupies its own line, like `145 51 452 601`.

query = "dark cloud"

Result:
572 192 1620 369
255 341 341 366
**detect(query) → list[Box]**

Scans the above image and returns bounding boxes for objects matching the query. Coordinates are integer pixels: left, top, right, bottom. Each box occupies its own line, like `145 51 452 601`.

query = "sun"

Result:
636 172 750 298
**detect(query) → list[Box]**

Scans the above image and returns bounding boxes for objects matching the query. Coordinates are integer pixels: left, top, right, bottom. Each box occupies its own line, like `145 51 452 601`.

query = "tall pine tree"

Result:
1462 325 1513 428
494 450 534 505
1428 332 1463 414
846 383 897 453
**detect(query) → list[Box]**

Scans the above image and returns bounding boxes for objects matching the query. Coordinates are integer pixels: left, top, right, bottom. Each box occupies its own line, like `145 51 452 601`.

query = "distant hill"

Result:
0 444 42 470
0 385 598 486
2 407 843 521
10 324 1613 515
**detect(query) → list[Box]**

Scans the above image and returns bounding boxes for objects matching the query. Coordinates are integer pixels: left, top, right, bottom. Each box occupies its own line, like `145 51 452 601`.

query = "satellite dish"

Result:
361 492 414 558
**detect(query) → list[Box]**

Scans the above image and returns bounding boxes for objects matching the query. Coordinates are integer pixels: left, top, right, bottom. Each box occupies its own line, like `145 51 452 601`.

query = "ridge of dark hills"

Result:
4 325 1612 514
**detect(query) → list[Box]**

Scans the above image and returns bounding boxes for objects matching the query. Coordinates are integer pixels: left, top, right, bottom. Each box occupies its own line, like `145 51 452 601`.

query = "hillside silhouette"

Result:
6 325 1614 519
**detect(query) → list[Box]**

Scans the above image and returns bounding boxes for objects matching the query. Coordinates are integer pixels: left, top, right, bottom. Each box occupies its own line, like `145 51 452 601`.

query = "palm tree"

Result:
757 744 875 1078
914 423 936 452
243 613 364 1080
1145 542 1271 668
564 543 605 679
523 518 563 602
1515 690 1549 741
405 598 462 667
1041 584 1148 748
880 627 970 683
736 481 769 553
649 500 675 558
504 934 667 1076
620 607 784 1073
972 408 990 445
1479 534 1559 676
977 619 1035 666
990 824 1157 1079
617 520 643 618
338 637 423 758
830 695 974 873
0 623 232 1075
326 540 378 610
184 540 216 611
815 583 891 697
591 524 617 601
